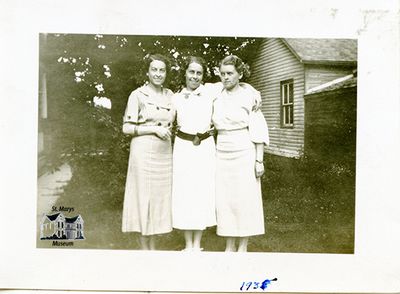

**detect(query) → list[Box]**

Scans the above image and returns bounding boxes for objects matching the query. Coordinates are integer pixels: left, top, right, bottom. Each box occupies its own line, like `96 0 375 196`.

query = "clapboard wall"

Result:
249 38 305 157
305 64 355 92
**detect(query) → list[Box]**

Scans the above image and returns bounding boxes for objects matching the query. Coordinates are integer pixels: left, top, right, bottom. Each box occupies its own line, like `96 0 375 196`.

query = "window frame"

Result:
280 79 294 128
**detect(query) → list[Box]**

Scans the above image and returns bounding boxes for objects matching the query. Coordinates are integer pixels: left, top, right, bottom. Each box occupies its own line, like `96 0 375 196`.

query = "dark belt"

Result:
176 130 212 146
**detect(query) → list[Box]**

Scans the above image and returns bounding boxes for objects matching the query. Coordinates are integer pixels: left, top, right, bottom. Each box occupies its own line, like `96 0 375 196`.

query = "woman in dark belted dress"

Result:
171 56 217 251
121 54 175 250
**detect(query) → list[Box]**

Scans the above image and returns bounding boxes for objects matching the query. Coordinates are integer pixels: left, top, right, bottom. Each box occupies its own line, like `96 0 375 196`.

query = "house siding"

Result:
304 64 355 92
249 38 305 157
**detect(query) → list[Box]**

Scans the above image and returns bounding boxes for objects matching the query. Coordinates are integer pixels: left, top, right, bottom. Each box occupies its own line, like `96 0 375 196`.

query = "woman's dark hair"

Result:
144 53 171 73
183 56 207 72
219 55 251 78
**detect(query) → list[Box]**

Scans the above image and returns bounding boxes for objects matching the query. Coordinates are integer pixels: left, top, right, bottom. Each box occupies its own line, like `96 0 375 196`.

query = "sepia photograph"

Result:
37 34 357 254
1 0 399 293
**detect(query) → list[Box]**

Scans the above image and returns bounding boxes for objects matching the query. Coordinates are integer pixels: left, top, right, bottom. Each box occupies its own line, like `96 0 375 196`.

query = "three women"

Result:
122 53 269 252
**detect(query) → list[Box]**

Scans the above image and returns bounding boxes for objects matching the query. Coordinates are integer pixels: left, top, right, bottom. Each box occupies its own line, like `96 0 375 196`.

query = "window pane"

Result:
284 84 288 104
289 83 294 103
282 105 285 124
289 105 293 124
285 106 289 124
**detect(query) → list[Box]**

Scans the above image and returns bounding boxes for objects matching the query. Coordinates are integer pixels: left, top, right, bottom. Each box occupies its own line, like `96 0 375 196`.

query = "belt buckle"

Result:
192 134 201 146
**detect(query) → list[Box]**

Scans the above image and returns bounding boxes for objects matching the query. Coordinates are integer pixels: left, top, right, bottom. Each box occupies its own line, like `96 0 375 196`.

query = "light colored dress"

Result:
121 84 175 236
212 86 269 237
171 84 217 230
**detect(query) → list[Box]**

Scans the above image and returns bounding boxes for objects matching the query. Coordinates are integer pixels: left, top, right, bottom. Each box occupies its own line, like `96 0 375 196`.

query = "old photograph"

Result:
1 0 399 293
37 34 357 254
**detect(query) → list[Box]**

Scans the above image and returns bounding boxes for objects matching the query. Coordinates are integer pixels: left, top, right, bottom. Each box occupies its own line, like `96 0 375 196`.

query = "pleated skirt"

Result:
215 129 265 237
172 136 217 230
122 135 173 236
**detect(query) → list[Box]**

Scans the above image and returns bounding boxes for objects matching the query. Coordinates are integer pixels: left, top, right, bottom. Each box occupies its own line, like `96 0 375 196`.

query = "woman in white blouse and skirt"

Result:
171 56 217 251
212 55 269 252
121 54 175 250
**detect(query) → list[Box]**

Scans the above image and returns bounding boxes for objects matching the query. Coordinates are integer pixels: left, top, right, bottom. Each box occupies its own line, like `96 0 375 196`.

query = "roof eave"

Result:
303 60 357 66
280 38 303 63
305 84 357 97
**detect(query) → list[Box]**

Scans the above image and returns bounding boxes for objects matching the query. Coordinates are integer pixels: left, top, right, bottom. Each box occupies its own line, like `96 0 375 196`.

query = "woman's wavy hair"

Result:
219 55 251 78
143 53 171 73
183 56 207 73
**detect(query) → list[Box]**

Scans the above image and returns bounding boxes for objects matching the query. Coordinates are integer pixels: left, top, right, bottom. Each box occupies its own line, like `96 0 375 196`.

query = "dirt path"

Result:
37 163 72 227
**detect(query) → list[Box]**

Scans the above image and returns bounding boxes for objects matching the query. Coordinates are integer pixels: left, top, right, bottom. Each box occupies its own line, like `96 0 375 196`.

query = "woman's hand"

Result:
153 126 171 140
255 161 265 178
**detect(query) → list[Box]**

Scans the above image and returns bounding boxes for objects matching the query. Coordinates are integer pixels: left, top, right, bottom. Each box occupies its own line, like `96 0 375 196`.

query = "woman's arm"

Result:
122 90 171 140
254 143 265 178
123 124 171 140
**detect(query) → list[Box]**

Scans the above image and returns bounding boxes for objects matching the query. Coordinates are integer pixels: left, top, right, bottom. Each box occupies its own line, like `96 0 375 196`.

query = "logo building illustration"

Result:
40 213 85 240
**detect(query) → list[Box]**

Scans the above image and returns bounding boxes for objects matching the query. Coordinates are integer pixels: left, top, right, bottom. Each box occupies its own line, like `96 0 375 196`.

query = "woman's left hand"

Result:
255 161 265 178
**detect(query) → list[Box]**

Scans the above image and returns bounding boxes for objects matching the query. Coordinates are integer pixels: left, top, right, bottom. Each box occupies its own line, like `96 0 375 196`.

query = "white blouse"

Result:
123 84 174 129
212 86 269 145
172 84 220 134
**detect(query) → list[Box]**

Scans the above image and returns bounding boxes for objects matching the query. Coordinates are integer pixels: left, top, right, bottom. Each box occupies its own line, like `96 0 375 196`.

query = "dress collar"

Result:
221 84 244 98
138 84 169 97
181 84 204 98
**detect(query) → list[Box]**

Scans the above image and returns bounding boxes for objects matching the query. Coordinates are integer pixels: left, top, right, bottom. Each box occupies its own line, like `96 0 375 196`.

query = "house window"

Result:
281 79 294 127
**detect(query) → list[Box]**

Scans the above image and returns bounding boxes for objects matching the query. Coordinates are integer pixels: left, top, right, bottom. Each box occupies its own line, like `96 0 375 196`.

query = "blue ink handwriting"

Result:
240 278 277 291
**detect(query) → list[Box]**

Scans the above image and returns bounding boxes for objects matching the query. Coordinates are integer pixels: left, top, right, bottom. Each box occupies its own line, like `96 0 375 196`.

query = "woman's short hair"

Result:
144 53 170 72
184 56 207 72
219 55 251 78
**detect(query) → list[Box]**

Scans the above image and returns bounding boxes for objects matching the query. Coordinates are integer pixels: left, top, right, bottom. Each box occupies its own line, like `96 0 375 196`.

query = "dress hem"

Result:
122 228 173 236
216 230 265 237
173 224 217 231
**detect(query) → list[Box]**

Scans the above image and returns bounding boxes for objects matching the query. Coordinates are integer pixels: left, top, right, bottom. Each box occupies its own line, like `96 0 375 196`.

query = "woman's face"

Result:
219 64 242 90
185 62 203 91
147 60 167 87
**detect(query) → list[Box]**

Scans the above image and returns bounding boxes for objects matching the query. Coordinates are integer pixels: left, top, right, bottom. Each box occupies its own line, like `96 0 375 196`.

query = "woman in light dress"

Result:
212 55 269 252
171 56 217 251
121 54 175 250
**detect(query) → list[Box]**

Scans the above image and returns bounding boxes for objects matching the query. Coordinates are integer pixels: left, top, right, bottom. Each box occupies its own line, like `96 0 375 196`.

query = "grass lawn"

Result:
38 152 355 253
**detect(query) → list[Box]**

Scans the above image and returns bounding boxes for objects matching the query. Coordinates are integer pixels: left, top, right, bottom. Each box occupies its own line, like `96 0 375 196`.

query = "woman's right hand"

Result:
153 126 171 140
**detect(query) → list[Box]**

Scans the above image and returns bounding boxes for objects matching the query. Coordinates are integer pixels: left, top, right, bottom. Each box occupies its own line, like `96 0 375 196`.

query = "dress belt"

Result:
176 129 213 146
217 127 248 135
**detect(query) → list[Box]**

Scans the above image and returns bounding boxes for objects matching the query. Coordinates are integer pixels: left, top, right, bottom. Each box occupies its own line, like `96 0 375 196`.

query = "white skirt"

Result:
172 136 217 230
215 129 265 237
122 135 173 236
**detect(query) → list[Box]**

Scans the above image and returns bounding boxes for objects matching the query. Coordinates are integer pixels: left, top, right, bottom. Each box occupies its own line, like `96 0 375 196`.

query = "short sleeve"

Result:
239 82 261 111
249 110 269 145
171 92 180 107
204 82 223 100
170 93 180 116
123 91 139 124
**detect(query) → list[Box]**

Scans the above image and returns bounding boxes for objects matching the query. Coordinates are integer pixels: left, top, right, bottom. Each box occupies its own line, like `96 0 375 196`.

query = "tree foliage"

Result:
40 33 260 164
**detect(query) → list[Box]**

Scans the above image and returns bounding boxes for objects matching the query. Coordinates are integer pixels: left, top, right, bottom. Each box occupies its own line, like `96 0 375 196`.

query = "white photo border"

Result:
0 0 399 292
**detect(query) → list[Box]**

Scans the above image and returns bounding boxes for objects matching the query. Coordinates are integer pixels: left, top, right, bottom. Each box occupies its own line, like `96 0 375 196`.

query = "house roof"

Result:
46 213 62 221
282 38 357 65
66 215 82 223
305 71 357 95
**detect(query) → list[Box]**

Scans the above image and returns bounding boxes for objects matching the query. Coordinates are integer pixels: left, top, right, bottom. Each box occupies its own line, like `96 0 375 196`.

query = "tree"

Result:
39 33 260 208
